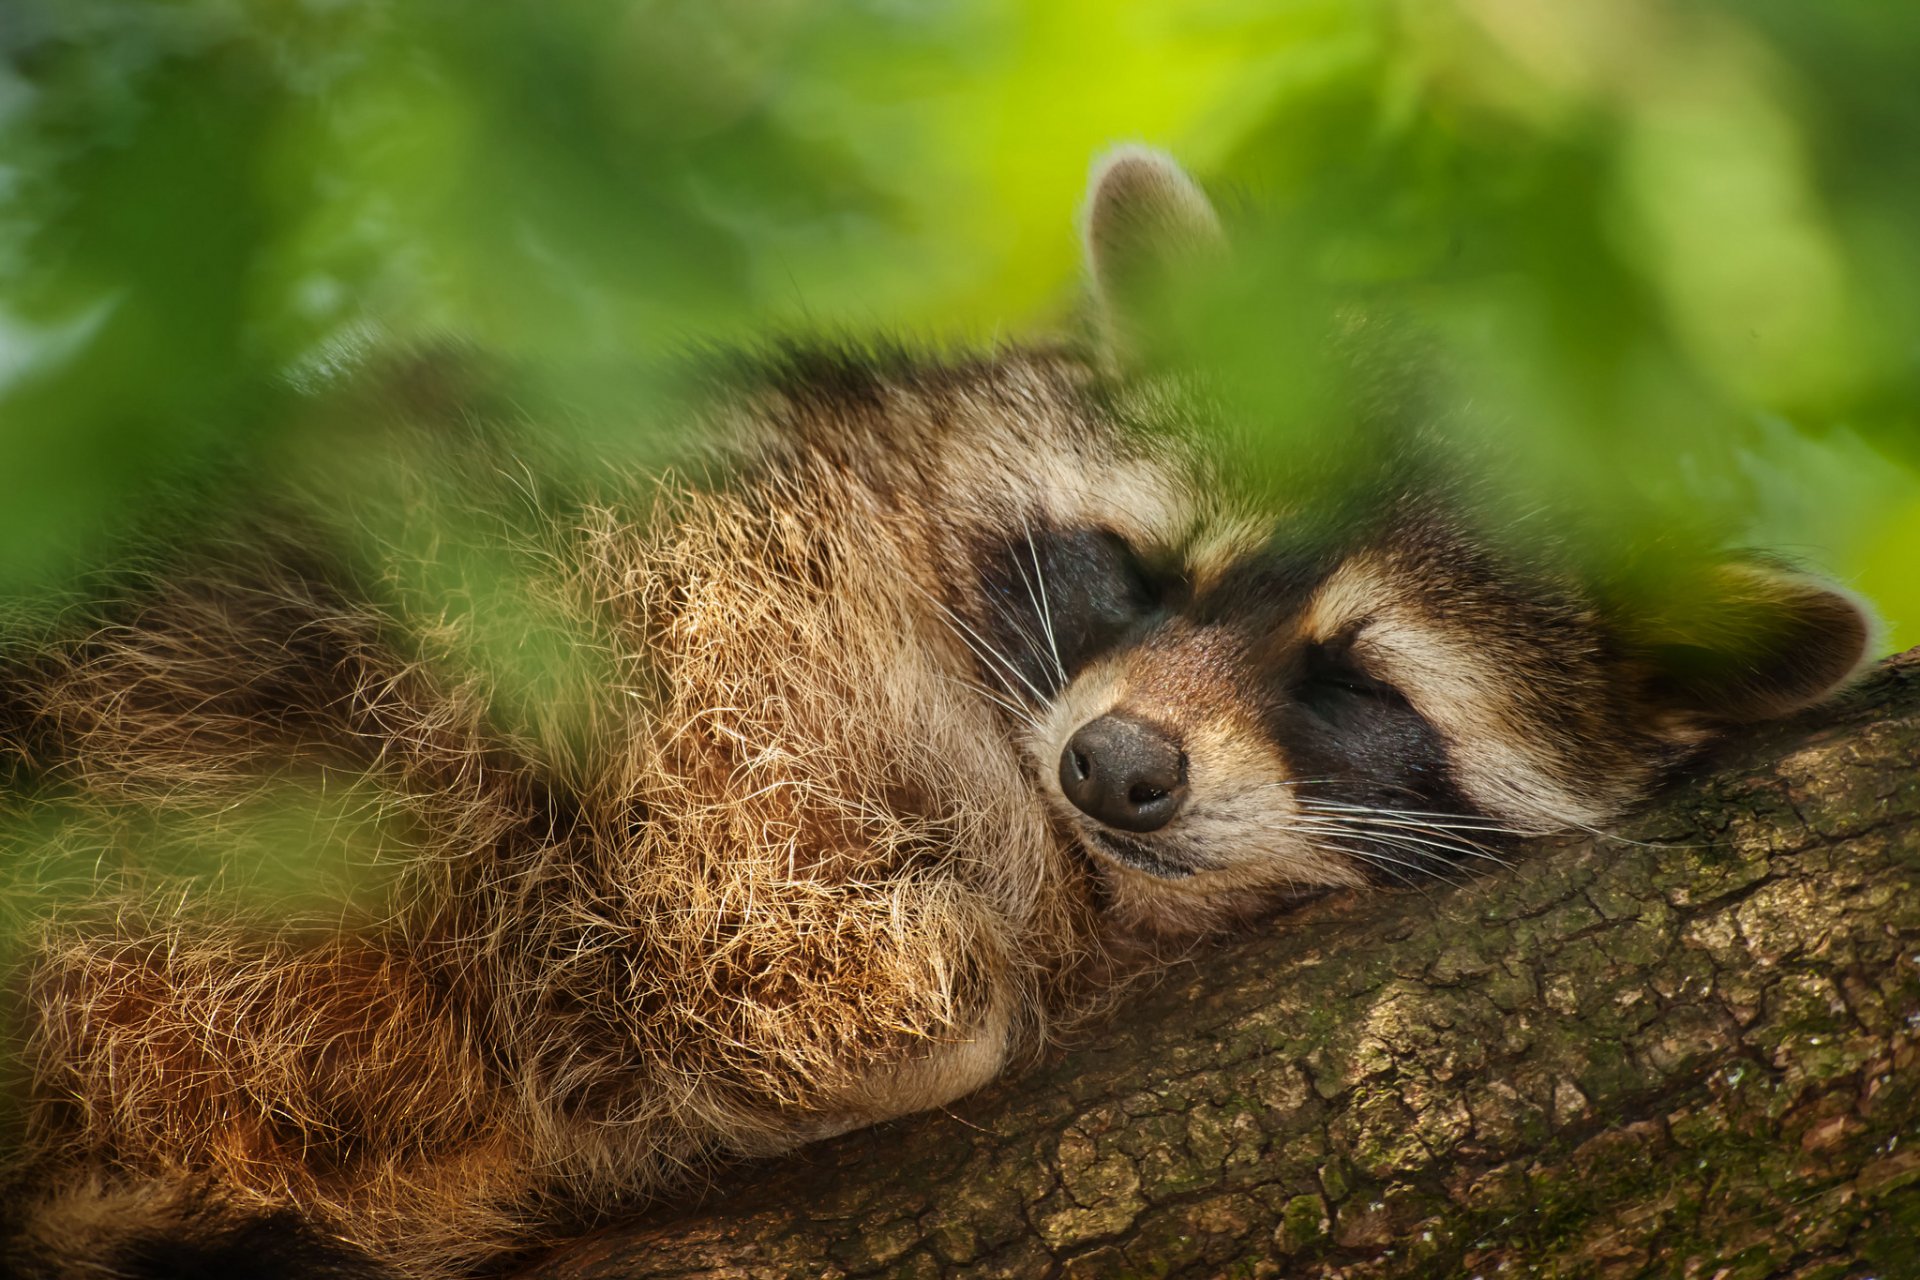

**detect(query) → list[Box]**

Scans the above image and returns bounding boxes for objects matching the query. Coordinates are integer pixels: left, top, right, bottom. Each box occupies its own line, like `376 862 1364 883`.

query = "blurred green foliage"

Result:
0 0 1914 633
4 0 1916 1139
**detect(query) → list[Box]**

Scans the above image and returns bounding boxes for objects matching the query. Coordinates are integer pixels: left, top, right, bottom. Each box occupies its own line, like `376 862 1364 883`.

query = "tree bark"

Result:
521 649 1920 1280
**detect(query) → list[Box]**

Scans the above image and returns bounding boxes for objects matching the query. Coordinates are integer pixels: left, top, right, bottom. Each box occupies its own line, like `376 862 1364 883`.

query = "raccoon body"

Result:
0 151 1873 1279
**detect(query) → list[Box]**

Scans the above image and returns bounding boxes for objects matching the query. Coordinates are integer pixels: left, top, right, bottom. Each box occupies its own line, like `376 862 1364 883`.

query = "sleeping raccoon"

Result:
0 149 1873 1279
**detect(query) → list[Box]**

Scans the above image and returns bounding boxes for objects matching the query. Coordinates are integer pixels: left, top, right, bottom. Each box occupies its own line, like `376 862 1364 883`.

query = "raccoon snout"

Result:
1058 714 1189 833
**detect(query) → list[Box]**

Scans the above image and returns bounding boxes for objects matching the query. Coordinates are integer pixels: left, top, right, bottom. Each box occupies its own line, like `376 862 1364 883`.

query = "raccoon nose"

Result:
1059 714 1189 833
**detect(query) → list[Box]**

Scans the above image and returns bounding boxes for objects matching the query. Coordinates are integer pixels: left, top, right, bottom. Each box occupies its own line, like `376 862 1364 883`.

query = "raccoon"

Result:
0 149 1873 1279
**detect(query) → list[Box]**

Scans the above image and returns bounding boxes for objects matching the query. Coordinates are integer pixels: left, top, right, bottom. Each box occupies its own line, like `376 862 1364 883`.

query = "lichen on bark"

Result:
522 650 1920 1279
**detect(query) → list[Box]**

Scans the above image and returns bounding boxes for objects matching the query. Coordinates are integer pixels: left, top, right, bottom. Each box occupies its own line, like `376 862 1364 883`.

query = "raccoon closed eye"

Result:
1295 640 1407 720
976 527 1173 690
1040 529 1183 669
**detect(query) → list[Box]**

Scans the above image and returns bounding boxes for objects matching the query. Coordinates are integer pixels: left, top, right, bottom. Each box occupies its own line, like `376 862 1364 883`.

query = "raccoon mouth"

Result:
1079 828 1200 880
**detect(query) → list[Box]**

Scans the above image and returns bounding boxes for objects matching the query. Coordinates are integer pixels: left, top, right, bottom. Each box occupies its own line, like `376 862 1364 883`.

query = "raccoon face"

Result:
960 148 1875 938
976 511 1558 896
976 503 1870 936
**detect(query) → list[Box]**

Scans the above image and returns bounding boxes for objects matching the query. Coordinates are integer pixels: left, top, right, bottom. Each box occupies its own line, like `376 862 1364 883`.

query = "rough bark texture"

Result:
522 649 1920 1280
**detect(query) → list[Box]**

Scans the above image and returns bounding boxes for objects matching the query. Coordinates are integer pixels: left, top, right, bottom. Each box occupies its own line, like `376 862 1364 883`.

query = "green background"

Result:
2 0 1915 638
2 0 1920 1106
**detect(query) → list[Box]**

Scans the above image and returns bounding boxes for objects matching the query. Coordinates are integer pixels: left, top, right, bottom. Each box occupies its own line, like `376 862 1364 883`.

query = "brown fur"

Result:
0 151 1873 1279
4 348 1151 1279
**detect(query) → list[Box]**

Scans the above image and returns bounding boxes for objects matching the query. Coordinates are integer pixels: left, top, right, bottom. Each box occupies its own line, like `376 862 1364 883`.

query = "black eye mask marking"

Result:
1294 633 1409 724
1267 637 1483 883
972 525 1180 698
1278 640 1450 793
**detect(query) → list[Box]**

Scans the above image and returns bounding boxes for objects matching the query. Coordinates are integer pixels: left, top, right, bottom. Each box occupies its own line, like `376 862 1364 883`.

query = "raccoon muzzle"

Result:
1058 712 1189 833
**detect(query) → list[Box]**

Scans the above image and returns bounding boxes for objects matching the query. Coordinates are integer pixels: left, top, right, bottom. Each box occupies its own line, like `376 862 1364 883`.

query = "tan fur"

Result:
0 150 1873 1280
3 351 1151 1279
1303 553 1643 829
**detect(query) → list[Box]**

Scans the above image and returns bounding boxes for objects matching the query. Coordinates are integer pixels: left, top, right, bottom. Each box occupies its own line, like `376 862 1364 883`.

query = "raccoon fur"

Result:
0 149 1875 1279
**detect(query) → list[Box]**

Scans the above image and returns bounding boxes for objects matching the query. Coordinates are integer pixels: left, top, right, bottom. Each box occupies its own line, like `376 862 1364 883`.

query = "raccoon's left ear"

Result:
1081 145 1225 367
1642 563 1876 738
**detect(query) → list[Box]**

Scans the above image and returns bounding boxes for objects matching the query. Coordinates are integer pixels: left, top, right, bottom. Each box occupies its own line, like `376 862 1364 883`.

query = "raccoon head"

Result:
987 148 1876 939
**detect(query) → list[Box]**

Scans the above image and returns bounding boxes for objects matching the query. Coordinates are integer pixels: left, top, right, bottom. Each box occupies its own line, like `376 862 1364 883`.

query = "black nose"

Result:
1058 714 1189 833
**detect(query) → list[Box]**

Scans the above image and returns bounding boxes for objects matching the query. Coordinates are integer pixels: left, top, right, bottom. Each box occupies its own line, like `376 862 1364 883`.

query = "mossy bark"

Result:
522 650 1920 1280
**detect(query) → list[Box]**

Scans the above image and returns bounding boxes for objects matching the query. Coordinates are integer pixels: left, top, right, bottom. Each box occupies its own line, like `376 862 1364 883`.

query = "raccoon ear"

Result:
1081 145 1225 367
1642 563 1875 736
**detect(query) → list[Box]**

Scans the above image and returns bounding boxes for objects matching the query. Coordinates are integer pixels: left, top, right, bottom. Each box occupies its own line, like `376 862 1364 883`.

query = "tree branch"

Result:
522 649 1920 1279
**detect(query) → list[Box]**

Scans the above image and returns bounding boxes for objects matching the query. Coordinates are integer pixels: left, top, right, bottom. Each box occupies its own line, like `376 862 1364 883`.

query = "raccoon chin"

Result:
1078 827 1202 880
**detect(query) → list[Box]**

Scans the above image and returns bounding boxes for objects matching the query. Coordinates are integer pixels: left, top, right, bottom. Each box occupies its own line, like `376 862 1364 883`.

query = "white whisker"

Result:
934 672 1041 733
1016 512 1067 685
909 582 1052 710
1302 837 1425 889
1296 798 1514 833
1285 805 1515 874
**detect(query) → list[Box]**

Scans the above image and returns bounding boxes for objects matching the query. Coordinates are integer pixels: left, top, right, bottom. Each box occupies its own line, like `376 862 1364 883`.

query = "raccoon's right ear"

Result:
1640 562 1877 740
1081 145 1225 369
